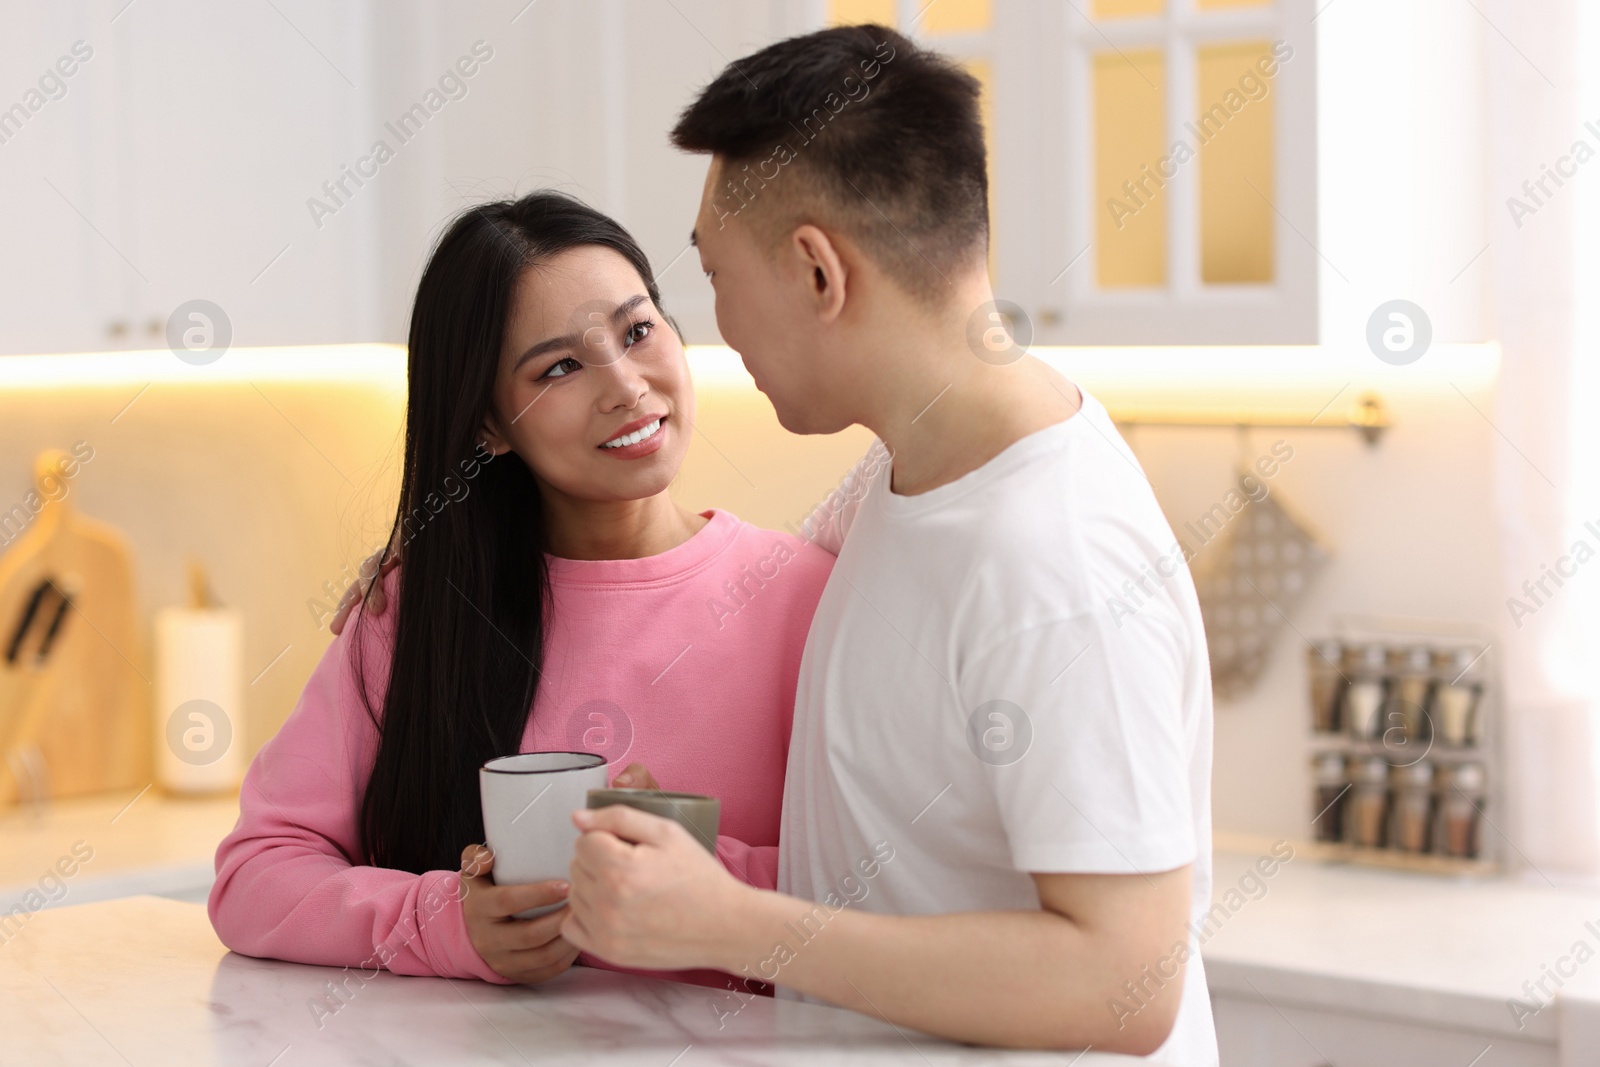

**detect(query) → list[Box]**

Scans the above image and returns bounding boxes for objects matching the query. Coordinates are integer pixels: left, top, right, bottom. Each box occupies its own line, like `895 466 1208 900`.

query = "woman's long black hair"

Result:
352 191 664 875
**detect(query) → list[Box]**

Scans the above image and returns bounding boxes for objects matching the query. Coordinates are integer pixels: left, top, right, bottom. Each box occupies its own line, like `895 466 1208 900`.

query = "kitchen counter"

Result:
1203 845 1600 1066
20 795 1600 1063
0 788 237 910
0 895 1156 1066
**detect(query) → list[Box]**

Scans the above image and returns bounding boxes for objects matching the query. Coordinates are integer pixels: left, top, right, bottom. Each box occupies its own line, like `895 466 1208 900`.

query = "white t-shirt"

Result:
779 387 1217 1065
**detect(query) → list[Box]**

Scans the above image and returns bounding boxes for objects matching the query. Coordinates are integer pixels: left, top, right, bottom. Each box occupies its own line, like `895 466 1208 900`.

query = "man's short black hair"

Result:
671 24 988 301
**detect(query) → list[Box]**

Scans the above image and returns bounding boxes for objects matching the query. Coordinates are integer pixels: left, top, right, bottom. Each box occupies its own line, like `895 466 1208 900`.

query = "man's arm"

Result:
561 807 1191 1054
725 866 1192 1052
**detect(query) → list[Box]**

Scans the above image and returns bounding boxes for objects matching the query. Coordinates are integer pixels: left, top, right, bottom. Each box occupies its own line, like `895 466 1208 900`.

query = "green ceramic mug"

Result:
585 788 720 854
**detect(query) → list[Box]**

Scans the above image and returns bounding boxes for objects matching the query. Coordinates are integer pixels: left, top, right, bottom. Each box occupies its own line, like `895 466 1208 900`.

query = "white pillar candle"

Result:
154 607 244 794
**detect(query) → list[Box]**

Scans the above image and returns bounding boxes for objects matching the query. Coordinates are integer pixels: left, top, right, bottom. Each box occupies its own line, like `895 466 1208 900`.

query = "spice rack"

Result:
1303 618 1497 876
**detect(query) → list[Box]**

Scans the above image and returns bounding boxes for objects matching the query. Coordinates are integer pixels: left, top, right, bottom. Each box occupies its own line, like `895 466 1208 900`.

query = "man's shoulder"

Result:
970 408 1168 551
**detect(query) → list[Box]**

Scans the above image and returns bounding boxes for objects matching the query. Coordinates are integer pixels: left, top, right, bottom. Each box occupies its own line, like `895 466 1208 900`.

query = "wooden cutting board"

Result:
0 448 150 805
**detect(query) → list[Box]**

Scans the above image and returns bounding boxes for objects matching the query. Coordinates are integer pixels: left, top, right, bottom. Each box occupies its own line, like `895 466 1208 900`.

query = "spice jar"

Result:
1343 644 1387 741
1438 762 1486 858
1346 756 1390 848
1308 640 1344 733
1389 760 1434 852
1312 753 1348 842
1389 646 1434 745
1432 646 1484 747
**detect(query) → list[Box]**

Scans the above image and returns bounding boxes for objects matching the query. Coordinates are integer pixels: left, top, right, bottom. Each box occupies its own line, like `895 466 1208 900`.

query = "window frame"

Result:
1054 0 1319 344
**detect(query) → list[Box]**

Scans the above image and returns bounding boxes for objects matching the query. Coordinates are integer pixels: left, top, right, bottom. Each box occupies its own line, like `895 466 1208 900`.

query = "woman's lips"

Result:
598 414 667 458
601 413 666 444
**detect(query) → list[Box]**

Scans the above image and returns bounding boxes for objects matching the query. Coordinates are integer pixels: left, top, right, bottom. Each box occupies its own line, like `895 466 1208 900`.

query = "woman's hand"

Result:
329 541 401 636
610 762 661 790
459 844 582 984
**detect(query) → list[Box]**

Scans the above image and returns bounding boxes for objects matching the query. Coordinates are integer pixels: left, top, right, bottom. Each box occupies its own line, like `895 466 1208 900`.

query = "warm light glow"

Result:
920 0 992 35
1039 343 1501 415
1198 40 1276 284
827 0 895 26
1095 49 1168 288
3 344 1500 421
685 346 756 388
0 345 408 389
1093 0 1164 17
689 343 1501 406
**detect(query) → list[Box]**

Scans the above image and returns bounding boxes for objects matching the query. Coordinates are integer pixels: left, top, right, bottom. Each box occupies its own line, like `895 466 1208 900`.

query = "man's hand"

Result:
459 844 581 984
329 542 400 635
560 806 747 972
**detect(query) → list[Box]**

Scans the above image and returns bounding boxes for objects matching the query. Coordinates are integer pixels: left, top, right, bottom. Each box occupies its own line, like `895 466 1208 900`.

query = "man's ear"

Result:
790 224 848 324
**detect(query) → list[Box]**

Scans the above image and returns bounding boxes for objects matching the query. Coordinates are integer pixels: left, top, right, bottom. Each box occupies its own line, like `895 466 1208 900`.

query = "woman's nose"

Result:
591 345 649 410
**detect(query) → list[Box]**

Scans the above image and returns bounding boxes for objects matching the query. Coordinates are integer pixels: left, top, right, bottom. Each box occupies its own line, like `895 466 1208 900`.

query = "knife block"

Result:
0 448 150 805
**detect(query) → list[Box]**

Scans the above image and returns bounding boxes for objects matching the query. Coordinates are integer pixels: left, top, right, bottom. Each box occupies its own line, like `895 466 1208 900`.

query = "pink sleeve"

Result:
207 581 512 985
715 837 778 891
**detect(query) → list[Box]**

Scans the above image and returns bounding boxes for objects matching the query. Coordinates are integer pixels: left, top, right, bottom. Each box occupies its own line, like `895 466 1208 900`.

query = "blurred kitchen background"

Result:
3 1 1598 1060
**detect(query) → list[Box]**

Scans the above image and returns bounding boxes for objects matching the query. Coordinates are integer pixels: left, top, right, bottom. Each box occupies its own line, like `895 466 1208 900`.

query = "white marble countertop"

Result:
1203 845 1600 1047
0 788 237 909
0 896 1158 1066
22 796 1600 1058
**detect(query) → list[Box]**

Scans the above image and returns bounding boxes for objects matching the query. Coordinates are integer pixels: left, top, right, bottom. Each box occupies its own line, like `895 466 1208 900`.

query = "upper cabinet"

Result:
823 0 1319 345
1 0 1318 356
1 1 378 356
0 5 124 355
0 0 775 355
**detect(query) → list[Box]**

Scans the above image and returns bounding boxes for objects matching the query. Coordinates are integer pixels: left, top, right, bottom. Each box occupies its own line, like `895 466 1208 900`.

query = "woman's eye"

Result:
623 319 654 347
539 357 582 380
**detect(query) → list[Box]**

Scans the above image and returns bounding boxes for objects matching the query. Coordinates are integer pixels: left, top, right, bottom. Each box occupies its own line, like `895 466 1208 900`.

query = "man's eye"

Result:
540 357 582 380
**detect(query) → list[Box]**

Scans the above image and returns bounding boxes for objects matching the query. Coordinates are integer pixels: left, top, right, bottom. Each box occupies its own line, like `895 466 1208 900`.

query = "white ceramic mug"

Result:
479 751 608 918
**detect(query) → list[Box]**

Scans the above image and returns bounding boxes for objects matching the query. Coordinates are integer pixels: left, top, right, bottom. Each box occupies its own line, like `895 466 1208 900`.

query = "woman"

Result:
207 191 835 993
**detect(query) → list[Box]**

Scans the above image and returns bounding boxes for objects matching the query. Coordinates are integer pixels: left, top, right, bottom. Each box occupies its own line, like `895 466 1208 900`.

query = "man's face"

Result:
692 158 850 435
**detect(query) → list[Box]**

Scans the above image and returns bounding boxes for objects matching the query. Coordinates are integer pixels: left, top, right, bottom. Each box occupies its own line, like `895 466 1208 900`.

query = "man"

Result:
559 24 1217 1062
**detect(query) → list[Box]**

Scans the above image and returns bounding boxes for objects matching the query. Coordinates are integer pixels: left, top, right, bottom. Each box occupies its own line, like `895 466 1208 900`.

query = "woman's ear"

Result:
478 409 513 457
791 224 848 324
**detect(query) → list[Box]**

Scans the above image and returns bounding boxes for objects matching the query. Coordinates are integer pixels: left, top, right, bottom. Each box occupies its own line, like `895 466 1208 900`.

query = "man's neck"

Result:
859 316 1084 498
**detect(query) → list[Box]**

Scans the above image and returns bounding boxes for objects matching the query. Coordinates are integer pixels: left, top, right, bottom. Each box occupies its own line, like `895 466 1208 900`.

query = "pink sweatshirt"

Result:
209 508 833 991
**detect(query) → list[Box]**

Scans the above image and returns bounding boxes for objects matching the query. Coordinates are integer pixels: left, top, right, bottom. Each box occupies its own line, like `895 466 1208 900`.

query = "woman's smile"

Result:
598 413 668 457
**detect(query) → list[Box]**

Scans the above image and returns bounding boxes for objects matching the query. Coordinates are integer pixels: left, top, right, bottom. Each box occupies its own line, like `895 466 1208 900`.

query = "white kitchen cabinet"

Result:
0 4 122 355
1 0 376 355
0 0 789 355
108 0 377 350
1213 991 1556 1067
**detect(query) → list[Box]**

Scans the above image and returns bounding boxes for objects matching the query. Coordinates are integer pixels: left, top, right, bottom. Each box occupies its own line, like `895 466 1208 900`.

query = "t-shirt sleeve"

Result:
797 439 892 556
956 608 1198 875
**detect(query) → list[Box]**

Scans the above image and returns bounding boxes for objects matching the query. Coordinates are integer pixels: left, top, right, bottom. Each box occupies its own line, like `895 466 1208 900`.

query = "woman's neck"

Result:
540 490 708 561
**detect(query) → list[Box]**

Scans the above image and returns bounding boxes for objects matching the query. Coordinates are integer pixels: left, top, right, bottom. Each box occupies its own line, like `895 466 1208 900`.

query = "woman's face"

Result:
483 245 694 507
